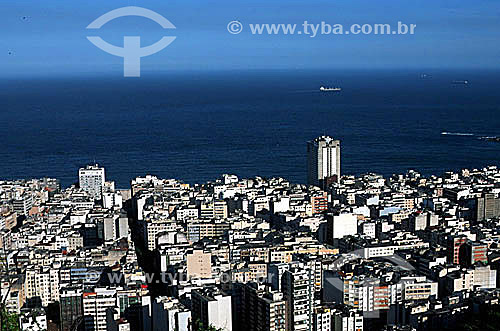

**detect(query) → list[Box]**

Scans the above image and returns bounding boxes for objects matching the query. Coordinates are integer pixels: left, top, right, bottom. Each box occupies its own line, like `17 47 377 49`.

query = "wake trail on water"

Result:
292 90 323 93
441 132 475 136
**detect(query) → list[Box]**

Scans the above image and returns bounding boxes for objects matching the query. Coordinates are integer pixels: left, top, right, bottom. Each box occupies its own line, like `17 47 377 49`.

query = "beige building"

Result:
67 233 84 252
0 211 17 230
269 249 293 264
213 200 228 219
187 250 212 279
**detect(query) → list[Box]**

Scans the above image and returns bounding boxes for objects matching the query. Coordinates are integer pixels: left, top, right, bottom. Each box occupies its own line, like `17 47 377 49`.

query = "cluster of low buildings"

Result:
0 166 141 331
1 139 500 330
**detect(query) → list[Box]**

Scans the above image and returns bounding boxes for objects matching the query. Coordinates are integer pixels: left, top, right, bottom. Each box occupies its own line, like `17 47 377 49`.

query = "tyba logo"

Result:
87 6 176 77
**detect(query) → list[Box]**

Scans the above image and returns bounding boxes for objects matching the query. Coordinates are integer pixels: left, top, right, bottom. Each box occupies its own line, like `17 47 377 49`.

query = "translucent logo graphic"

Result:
87 6 176 77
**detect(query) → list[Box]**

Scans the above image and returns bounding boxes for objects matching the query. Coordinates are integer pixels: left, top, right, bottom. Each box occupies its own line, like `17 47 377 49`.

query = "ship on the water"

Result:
441 132 474 136
320 86 342 92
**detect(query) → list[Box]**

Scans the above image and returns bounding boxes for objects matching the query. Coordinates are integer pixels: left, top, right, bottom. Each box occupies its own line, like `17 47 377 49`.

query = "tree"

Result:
0 307 18 331
193 319 224 331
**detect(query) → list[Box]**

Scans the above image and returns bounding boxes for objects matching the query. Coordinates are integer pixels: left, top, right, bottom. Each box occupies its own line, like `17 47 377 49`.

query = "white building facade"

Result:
307 136 341 187
79 164 105 200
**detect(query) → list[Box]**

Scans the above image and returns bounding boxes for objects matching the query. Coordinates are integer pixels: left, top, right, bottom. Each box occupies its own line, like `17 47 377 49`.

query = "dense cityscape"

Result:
1 135 500 331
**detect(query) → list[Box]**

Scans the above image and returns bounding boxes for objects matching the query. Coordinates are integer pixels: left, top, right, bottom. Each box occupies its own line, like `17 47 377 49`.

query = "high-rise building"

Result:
459 241 488 267
444 265 497 293
235 283 286 331
333 309 364 331
12 194 33 216
282 265 314 331
327 213 358 244
0 211 17 230
446 235 467 265
313 307 332 331
311 191 329 214
187 249 212 279
213 200 229 219
25 266 59 307
59 287 83 331
191 286 232 331
103 192 123 209
408 212 428 232
152 297 191 331
324 271 437 314
79 164 105 200
144 220 177 251
83 288 118 331
307 136 341 188
116 287 152 331
476 192 500 221
187 222 230 243
103 213 129 242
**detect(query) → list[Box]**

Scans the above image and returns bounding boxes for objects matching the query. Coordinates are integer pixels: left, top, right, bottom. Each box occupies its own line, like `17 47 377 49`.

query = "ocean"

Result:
1 69 499 188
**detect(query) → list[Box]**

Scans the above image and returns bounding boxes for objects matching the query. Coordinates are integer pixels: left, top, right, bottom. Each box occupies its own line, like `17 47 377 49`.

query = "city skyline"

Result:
2 1 500 330
4 159 500 330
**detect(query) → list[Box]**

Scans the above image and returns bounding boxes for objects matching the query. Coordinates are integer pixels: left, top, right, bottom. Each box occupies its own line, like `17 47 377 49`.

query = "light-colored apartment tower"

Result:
307 136 341 188
79 164 105 200
191 286 232 331
83 288 118 331
282 265 314 331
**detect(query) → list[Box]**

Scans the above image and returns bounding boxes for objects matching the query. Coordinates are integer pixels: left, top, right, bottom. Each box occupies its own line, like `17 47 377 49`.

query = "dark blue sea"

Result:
1 70 500 188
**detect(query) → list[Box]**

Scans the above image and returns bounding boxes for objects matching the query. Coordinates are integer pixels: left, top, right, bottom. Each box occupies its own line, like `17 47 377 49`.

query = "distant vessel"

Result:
320 86 341 92
441 132 474 136
452 80 469 85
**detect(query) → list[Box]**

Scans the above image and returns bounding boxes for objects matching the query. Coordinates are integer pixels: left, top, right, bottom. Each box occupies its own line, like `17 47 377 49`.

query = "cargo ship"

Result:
320 86 341 92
